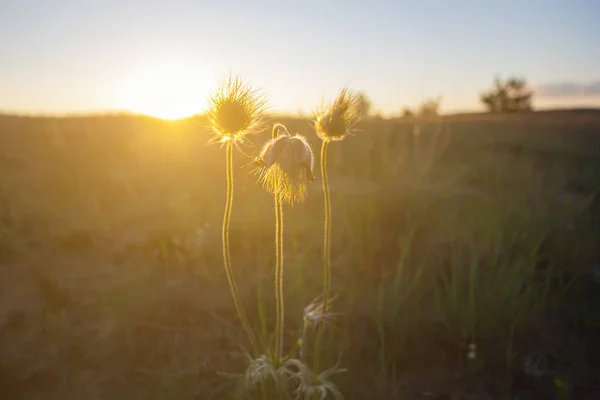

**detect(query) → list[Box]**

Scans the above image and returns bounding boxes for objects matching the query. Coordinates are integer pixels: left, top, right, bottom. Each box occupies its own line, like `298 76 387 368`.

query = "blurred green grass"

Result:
1 110 599 399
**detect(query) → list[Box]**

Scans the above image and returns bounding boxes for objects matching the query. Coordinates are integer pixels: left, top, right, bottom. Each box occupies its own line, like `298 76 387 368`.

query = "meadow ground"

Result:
0 110 599 399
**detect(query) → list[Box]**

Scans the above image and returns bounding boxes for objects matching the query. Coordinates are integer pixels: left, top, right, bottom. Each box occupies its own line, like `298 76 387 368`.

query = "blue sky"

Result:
1 0 599 117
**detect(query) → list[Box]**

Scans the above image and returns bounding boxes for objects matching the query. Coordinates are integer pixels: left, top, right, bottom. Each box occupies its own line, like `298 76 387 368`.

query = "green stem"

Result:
222 140 259 355
300 322 309 364
313 140 331 373
274 194 284 364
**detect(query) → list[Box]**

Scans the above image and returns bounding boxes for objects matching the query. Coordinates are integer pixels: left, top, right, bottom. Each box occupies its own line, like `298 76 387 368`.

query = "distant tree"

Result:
417 96 442 117
355 91 372 117
480 76 534 112
400 97 441 118
401 107 415 118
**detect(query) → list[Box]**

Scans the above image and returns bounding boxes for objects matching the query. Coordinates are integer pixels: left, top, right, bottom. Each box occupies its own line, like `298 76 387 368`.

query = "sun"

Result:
121 62 209 120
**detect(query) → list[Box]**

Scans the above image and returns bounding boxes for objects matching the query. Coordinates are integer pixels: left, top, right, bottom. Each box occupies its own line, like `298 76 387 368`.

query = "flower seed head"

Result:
255 123 315 204
303 295 342 330
206 75 267 143
314 88 361 142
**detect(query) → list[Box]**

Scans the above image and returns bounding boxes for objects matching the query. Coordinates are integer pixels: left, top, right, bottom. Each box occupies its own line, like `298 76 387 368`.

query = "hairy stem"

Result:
300 322 309 364
274 194 284 364
222 140 259 355
313 140 331 373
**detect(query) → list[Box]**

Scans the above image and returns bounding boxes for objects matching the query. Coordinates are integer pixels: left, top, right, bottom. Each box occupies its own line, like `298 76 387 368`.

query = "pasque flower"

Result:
255 123 315 204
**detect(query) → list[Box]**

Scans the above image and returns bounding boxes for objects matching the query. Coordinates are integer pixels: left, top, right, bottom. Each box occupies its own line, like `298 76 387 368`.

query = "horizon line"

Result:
3 105 600 121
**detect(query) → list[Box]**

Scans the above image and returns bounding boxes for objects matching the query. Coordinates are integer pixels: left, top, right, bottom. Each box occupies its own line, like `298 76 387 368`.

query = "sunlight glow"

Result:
121 63 209 120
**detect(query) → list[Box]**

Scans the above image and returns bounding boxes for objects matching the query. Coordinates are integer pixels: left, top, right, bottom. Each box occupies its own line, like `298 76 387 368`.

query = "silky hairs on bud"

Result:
314 88 361 142
255 123 315 204
206 75 267 144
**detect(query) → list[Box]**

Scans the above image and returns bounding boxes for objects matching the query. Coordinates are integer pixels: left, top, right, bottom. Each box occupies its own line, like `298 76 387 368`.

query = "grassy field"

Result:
1 110 599 399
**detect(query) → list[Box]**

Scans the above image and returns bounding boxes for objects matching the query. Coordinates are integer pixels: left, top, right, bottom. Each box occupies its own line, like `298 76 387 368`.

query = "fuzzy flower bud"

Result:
206 75 267 144
255 123 315 204
314 88 361 142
